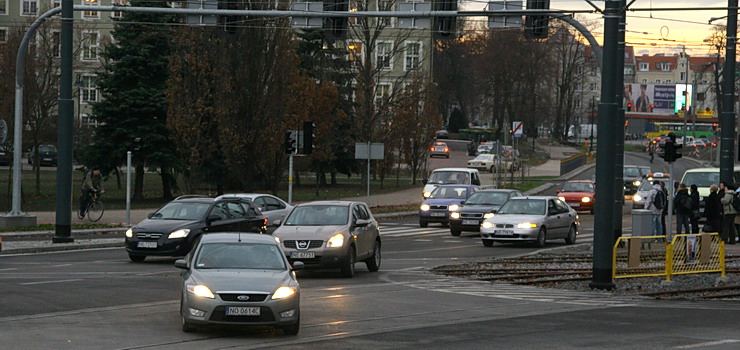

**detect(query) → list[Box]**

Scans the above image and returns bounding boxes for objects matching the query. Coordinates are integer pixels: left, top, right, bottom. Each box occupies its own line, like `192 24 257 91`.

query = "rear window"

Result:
428 171 471 185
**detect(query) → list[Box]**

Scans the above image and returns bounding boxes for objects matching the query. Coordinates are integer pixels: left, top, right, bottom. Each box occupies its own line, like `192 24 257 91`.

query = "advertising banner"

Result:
623 83 676 114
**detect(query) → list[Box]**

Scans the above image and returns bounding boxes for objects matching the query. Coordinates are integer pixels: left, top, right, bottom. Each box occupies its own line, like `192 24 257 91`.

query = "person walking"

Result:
645 180 665 236
720 183 737 244
673 183 692 235
705 184 722 234
689 184 701 233
659 181 669 235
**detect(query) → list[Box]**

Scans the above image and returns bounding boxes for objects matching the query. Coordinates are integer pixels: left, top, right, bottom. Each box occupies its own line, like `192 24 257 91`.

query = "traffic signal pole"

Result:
720 0 737 184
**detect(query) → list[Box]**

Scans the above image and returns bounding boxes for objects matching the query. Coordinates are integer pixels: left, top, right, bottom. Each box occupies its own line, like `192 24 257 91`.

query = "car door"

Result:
263 196 289 225
554 199 574 237
545 200 563 236
241 202 266 233
204 201 241 233
351 204 371 259
359 204 378 257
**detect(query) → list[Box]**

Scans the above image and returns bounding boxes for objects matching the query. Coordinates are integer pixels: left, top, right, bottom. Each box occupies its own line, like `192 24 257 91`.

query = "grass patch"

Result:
624 144 646 153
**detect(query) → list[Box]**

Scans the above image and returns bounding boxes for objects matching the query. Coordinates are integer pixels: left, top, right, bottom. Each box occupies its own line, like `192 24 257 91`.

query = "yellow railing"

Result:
612 233 726 281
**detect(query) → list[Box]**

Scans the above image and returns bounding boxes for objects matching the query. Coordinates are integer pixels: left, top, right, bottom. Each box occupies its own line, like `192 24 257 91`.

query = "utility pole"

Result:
720 0 737 184
590 96 595 153
613 2 627 242
682 45 689 143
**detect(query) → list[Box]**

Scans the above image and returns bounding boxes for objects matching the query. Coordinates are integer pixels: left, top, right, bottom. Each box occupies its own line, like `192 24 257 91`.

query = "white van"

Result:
421 168 481 198
680 167 740 198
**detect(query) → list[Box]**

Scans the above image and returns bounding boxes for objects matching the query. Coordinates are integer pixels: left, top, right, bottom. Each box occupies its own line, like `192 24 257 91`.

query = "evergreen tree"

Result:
448 108 466 133
81 0 178 200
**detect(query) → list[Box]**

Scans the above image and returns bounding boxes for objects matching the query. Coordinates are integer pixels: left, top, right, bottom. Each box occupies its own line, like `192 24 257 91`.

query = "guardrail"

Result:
612 233 725 281
559 153 587 176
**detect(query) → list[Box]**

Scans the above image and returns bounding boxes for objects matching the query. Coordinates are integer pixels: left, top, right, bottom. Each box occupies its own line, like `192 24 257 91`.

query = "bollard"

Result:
0 236 3 252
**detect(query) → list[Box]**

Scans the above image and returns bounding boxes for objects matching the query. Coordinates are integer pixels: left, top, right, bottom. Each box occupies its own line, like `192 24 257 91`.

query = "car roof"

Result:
683 168 718 172
199 233 278 245
477 188 518 193
215 193 284 201
431 168 479 173
296 201 357 207
173 197 215 204
512 196 558 200
564 180 594 183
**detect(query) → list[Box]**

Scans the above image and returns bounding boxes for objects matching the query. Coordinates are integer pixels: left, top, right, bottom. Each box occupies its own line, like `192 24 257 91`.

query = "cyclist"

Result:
79 166 103 217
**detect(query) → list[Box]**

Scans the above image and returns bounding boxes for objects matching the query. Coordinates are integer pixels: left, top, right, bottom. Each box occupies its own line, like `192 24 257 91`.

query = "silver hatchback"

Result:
272 201 381 278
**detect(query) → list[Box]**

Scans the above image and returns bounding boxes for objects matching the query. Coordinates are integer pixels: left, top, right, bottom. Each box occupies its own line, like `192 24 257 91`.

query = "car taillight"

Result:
430 147 435 151
263 217 267 226
444 148 449 152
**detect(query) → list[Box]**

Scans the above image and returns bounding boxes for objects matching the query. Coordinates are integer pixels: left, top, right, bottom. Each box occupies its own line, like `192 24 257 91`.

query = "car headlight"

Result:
481 221 494 229
420 204 430 211
423 192 432 198
483 213 495 219
516 222 537 229
633 180 641 186
274 236 281 244
272 286 297 300
448 204 459 212
450 212 460 219
633 194 642 202
187 284 215 299
327 233 345 248
581 197 591 203
558 196 566 202
168 229 190 239
125 228 133 238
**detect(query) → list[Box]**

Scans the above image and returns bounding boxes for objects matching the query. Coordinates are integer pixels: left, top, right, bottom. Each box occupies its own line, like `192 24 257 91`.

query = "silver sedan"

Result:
479 196 579 247
216 193 293 233
176 233 301 334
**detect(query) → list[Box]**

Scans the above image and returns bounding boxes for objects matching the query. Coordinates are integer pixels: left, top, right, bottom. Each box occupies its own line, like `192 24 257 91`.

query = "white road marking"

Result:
50 263 72 268
0 268 18 271
674 339 740 349
20 279 83 285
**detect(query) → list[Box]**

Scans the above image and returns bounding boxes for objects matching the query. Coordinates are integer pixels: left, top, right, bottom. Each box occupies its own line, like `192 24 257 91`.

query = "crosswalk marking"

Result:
379 224 595 242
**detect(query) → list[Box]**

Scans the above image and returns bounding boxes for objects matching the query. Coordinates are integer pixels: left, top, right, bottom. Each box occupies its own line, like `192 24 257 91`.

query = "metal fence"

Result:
559 153 587 176
612 235 668 279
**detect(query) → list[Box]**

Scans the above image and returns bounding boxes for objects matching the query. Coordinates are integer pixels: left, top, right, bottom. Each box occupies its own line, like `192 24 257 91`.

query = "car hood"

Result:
189 269 293 294
459 204 502 213
423 198 467 206
558 192 594 199
489 214 545 224
133 219 201 233
273 225 347 240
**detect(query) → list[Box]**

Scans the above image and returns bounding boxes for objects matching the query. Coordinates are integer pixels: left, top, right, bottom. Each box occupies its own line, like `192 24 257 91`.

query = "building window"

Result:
639 62 648 71
21 0 38 16
624 68 633 75
52 31 60 57
661 63 670 71
665 79 672 83
589 83 596 92
679 72 686 81
655 79 661 84
347 41 362 63
575 99 582 108
404 41 421 71
375 83 391 106
641 79 647 83
79 114 98 127
83 0 99 18
112 0 128 18
79 74 98 104
0 0 6 14
590 67 597 76
0 28 7 43
376 41 392 70
82 31 99 60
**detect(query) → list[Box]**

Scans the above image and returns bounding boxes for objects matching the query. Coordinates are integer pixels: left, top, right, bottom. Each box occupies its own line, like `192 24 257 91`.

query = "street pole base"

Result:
53 224 73 243
0 215 37 228
589 268 616 291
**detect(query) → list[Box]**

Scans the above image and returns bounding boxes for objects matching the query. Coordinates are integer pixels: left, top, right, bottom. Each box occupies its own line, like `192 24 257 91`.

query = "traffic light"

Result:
302 121 315 155
712 123 718 130
627 103 632 112
525 0 551 39
650 104 654 112
659 132 683 162
285 131 297 154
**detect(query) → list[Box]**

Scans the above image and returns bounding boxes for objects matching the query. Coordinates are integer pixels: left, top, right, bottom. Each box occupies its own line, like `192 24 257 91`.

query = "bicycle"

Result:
77 189 105 222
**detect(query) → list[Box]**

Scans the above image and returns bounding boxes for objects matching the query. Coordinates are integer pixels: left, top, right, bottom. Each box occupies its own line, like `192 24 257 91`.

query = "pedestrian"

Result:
646 142 655 163
659 181 669 235
689 184 701 233
720 183 737 244
673 183 692 235
705 184 722 234
645 180 665 236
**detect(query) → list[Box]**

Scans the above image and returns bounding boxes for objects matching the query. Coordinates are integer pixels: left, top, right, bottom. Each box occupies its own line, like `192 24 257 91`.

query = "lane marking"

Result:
0 268 18 271
19 279 83 285
675 340 740 349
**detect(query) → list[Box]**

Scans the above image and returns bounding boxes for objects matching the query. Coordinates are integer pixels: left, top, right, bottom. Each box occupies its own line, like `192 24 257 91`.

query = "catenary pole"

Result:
613 1 626 242
720 0 737 184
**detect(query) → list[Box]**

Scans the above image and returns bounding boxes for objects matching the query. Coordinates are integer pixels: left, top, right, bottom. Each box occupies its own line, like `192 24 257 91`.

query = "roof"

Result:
431 168 479 173
174 197 215 204
296 201 356 206
435 184 479 188
636 55 678 72
200 232 279 245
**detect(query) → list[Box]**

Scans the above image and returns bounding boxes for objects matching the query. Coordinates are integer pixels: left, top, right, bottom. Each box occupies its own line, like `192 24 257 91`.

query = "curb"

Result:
0 227 127 239
0 242 123 255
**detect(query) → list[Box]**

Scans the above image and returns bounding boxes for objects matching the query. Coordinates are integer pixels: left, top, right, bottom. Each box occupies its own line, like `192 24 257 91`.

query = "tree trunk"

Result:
161 168 173 200
134 164 144 201
115 167 121 190
330 169 337 185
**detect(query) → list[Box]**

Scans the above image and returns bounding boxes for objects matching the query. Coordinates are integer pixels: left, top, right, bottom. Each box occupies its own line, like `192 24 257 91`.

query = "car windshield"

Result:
195 243 286 270
624 167 641 178
39 145 56 152
284 205 349 226
151 202 210 220
561 182 594 192
474 154 494 161
638 180 667 191
465 192 509 205
682 172 721 188
639 168 652 176
497 199 545 215
430 187 469 199
428 171 470 184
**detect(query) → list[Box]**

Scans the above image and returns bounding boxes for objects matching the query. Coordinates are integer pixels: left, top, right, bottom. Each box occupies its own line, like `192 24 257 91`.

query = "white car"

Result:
422 168 482 198
467 154 514 172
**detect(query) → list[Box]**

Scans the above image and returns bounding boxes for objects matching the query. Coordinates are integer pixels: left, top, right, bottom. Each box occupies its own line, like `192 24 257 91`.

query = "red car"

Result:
556 180 595 214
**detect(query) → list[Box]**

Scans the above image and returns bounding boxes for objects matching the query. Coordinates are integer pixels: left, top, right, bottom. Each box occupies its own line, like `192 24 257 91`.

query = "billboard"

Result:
623 83 679 114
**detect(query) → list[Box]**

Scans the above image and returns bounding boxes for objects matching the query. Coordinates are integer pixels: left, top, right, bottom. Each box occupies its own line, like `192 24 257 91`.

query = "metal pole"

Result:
720 0 737 184
667 162 675 241
367 141 371 199
53 0 75 243
590 0 620 291
682 46 689 143
590 96 595 153
126 151 131 226
613 3 626 242
288 153 293 204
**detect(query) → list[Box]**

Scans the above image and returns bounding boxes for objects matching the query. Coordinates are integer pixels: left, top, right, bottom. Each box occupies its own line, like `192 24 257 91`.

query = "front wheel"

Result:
535 227 547 248
565 225 577 245
129 254 146 263
450 229 461 237
340 247 356 278
419 221 428 228
281 317 300 335
482 239 494 247
365 240 381 272
87 200 104 222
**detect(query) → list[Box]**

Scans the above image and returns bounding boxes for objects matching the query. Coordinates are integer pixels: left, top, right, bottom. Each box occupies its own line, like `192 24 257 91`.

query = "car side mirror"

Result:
491 209 498 214
174 259 189 270
147 212 155 219
206 214 221 225
292 261 305 271
460 201 466 205
272 219 282 227
422 179 428 185
354 219 370 227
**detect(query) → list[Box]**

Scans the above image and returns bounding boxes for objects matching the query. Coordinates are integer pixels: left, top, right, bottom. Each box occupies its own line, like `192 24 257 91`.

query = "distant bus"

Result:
645 122 715 140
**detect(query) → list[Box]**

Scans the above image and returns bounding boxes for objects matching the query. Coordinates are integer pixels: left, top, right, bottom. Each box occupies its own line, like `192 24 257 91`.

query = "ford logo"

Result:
237 295 250 301
297 241 309 250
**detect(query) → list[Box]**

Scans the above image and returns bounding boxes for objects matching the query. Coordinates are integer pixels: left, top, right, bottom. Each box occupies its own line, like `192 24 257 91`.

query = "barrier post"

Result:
612 237 620 279
720 241 726 278
665 240 673 282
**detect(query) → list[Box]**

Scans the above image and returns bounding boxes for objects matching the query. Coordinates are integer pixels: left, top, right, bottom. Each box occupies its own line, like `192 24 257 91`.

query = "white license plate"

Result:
431 212 446 217
567 202 580 207
496 230 514 236
462 220 479 225
225 307 261 316
137 241 157 248
290 251 315 259
43 158 52 161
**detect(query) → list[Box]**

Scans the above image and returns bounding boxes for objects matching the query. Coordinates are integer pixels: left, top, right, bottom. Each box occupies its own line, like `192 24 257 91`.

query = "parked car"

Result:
124 196 267 262
476 144 492 156
436 129 449 139
175 233 301 334
556 180 596 214
422 167 481 198
430 141 450 158
272 201 381 278
479 196 579 247
28 144 57 166
448 189 523 236
0 145 9 166
215 193 293 233
419 185 479 227
632 172 670 209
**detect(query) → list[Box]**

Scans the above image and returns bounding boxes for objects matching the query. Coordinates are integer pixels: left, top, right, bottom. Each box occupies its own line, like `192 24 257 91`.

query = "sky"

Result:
463 0 730 56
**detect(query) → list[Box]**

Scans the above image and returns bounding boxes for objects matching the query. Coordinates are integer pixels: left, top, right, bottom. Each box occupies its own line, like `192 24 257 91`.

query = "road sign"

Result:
355 143 385 160
488 1 523 28
512 121 523 138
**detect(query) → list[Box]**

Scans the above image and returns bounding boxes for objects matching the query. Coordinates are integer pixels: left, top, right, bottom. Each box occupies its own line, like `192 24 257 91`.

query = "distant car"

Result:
476 144 492 156
467 154 515 173
556 180 596 214
0 146 9 166
430 141 450 158
272 201 381 278
124 196 267 262
448 189 523 236
419 185 479 227
29 144 57 166
638 166 652 178
436 129 449 139
632 172 670 209
687 139 707 148
623 165 643 194
215 194 293 233
479 196 579 247
175 233 301 334
422 168 481 198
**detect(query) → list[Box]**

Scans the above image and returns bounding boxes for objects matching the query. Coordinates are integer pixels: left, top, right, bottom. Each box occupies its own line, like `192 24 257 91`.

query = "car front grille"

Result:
430 205 448 210
136 232 163 240
219 293 269 302
209 306 275 322
283 240 324 249
461 213 483 219
495 224 514 228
